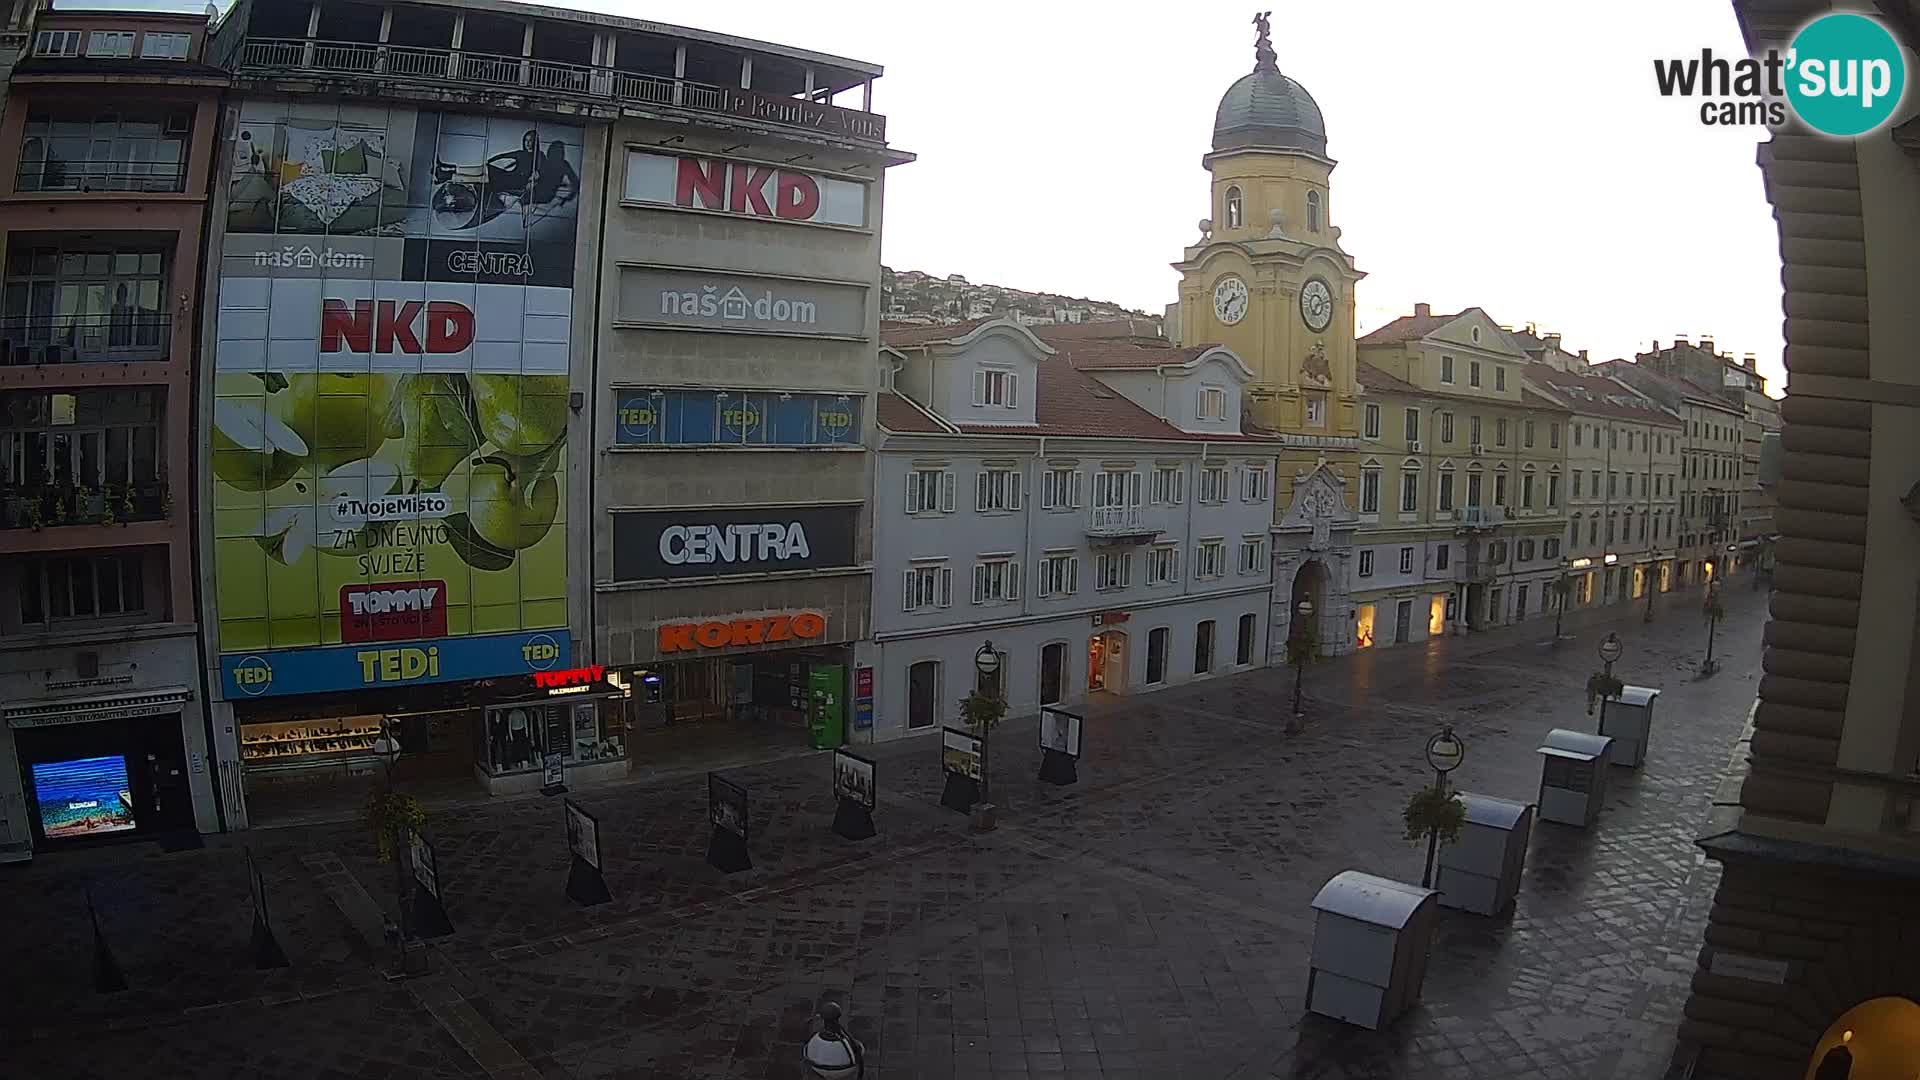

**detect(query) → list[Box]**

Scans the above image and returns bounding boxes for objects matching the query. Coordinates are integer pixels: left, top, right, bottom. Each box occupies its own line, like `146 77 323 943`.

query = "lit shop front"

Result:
620 611 852 751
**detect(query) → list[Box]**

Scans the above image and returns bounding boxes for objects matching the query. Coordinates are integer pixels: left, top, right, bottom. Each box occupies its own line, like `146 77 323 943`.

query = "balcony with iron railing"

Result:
0 313 172 365
1085 506 1161 544
14 158 186 195
0 480 171 530
238 38 888 143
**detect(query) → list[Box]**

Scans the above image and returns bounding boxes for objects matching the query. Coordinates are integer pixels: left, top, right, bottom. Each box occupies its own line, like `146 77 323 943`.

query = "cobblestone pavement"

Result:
2 583 1768 1079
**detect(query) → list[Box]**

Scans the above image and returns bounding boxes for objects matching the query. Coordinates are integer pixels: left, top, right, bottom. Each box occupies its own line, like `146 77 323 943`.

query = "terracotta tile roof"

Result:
1522 367 1678 424
1520 389 1572 413
1357 311 1460 345
1047 339 1214 371
875 390 952 434
1029 319 1166 343
879 318 997 347
1593 360 1737 409
1355 362 1421 395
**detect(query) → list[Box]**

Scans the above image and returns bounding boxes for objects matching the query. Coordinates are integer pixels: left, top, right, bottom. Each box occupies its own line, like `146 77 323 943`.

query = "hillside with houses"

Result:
882 266 1160 331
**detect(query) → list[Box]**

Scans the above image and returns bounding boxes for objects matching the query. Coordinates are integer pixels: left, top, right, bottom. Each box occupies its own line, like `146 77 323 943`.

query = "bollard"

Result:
802 1000 865 1078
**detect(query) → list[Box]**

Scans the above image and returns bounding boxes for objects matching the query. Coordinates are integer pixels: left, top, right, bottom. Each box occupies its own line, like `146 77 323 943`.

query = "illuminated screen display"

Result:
32 755 135 839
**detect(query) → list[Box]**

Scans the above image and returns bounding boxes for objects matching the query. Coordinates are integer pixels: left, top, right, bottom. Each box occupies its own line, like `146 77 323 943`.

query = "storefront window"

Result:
483 701 563 775
1355 604 1376 649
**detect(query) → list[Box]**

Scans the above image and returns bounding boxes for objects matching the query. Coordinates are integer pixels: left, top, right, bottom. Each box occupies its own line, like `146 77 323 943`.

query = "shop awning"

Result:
4 686 193 729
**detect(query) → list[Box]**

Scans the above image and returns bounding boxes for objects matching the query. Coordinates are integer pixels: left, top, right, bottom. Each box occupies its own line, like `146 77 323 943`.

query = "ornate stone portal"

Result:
1271 461 1358 662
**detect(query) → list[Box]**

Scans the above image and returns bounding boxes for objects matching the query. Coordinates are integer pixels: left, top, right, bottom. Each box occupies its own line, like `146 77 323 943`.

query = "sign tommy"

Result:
1653 12 1907 135
611 505 857 582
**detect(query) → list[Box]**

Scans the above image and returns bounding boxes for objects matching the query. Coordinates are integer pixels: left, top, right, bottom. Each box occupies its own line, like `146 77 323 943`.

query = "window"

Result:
1548 473 1561 507
1624 473 1633 497
1306 190 1322 232
1041 466 1082 510
1394 466 1421 514
1471 327 1483 344
3 388 167 502
1589 518 1598 545
905 467 953 514
1440 412 1454 443
907 660 940 729
1195 538 1226 579
1592 469 1601 496
1146 544 1179 585
1198 466 1229 504
1495 366 1507 392
1304 394 1326 427
1550 423 1560 449
972 367 1017 408
1573 471 1583 498
1470 415 1483 445
1363 403 1381 439
1358 549 1375 576
1191 619 1217 676
1494 472 1508 506
1544 538 1561 560
902 563 953 611
1037 551 1079 597
86 30 135 58
1574 424 1583 448
975 466 1022 512
1359 468 1380 514
1435 545 1451 571
1518 539 1535 562
1495 418 1508 447
1438 471 1455 512
1469 360 1482 387
1404 408 1420 442
1236 613 1257 666
4 242 173 348
139 32 191 60
1610 427 1619 450
1239 535 1267 574
1147 627 1169 685
1522 473 1535 508
34 30 83 57
1516 584 1529 618
1489 540 1508 564
972 556 1020 604
1639 515 1648 541
1467 472 1483 507
1094 468 1140 509
1356 603 1376 648
1150 465 1184 506
1398 547 1415 574
19 553 145 625
1606 514 1616 543
1608 472 1618 497
1524 420 1535 448
1198 385 1227 420
1224 186 1243 229
1241 465 1270 503
1440 355 1455 383
1094 550 1132 591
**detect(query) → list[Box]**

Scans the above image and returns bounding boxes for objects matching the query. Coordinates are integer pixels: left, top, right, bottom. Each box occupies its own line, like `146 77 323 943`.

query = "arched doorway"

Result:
1290 559 1328 650
1804 997 1920 1080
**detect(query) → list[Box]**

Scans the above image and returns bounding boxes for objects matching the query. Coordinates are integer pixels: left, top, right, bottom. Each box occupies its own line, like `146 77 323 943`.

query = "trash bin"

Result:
1434 793 1533 916
1306 870 1439 1030
1599 685 1659 767
1536 728 1613 826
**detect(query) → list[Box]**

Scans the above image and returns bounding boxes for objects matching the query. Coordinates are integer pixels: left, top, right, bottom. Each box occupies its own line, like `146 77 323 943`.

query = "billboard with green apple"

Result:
212 101 581 698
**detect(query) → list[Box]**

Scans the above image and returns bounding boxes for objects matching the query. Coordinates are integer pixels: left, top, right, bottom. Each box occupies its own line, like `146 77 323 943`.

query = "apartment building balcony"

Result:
235 22 887 145
1451 506 1506 531
15 157 187 196
1085 506 1161 545
0 313 171 366
0 480 170 530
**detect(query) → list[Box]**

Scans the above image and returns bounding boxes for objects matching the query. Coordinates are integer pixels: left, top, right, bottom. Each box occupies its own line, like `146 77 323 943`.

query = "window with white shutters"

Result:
1040 466 1082 511
1199 466 1229 504
1363 404 1380 439
1151 465 1185 505
1146 545 1179 585
1195 538 1226 579
1239 535 1267 574
1037 552 1079 597
1198 385 1227 420
1358 550 1374 576
1241 465 1270 503
902 564 953 611
972 368 1018 408
975 467 1022 512
905 467 955 515
1094 551 1132 591
971 556 1020 605
1399 547 1415 574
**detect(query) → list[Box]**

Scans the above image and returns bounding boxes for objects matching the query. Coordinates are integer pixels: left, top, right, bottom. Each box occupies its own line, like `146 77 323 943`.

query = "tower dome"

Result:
1212 13 1327 156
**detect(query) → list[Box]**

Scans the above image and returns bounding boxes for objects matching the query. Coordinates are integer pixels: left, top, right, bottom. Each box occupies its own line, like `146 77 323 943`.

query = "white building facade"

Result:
868 319 1279 739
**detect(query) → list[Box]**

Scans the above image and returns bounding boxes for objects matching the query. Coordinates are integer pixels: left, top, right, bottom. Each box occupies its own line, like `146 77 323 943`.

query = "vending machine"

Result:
807 665 846 750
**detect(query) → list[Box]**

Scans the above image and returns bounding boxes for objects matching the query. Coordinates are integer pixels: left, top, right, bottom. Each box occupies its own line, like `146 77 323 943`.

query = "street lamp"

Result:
1421 725 1465 888
1291 598 1315 717
973 641 1001 804
1702 580 1724 676
371 721 410 964
1643 559 1657 624
1589 632 1624 729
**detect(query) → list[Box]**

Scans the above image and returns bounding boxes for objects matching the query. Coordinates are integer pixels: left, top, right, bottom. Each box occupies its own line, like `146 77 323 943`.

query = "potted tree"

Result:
959 687 1006 832
1403 782 1467 888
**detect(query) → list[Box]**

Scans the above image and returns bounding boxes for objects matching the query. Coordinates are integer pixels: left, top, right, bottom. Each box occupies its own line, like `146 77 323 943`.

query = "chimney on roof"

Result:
1675 335 1689 347
1544 332 1561 351
1578 349 1589 363
1743 353 1757 371
1700 336 1715 354
1413 302 1431 318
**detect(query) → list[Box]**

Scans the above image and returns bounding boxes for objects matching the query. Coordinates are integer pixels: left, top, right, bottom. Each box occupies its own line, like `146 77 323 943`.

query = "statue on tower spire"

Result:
1253 11 1277 72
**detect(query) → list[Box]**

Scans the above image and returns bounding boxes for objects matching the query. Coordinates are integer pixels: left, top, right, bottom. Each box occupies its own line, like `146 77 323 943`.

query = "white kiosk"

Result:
1536 729 1614 826
1434 794 1534 916
1306 871 1439 1030
1599 686 1660 767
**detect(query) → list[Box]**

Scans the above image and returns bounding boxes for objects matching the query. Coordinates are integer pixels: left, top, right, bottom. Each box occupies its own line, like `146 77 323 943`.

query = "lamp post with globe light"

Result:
1588 632 1625 730
972 641 1001 805
1420 725 1465 888
1290 598 1315 717
371 720 410 967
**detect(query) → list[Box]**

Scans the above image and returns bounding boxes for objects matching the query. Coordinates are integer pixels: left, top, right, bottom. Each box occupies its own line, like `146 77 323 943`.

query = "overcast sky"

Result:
114 0 1786 389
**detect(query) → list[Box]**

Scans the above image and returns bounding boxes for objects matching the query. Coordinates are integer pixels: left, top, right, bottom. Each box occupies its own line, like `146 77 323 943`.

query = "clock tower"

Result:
1171 11 1364 439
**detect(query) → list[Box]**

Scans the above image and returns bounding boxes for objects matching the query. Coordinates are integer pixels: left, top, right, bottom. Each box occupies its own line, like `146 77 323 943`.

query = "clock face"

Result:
1300 277 1334 332
1213 275 1249 326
